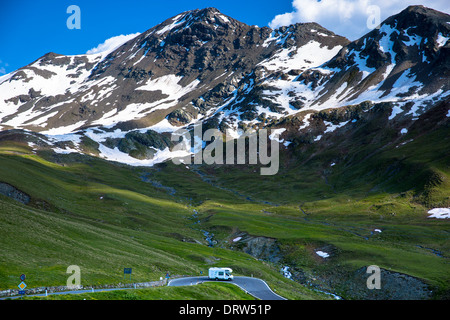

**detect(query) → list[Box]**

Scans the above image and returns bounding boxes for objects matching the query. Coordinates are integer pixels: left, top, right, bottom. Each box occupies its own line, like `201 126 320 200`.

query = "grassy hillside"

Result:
0 101 448 299
0 142 323 300
143 102 450 299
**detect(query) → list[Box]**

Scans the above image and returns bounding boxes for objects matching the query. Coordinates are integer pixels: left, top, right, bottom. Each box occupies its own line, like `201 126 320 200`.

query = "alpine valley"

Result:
0 5 449 300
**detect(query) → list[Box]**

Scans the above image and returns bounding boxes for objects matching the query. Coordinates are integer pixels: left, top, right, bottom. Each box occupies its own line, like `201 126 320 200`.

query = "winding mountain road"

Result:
168 276 286 300
0 276 286 300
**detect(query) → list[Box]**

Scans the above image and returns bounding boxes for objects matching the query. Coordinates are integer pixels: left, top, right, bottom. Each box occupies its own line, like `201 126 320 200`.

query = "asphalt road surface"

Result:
0 277 286 300
168 276 286 300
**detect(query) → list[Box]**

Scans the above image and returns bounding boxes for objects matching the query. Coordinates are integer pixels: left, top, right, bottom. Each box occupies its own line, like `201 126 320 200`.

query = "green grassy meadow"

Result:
0 109 449 300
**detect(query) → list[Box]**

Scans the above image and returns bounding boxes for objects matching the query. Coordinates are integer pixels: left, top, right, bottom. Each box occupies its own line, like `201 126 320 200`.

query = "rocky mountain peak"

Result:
0 6 449 166
325 5 449 78
268 22 350 50
379 5 450 40
397 4 449 21
151 7 240 37
193 7 229 20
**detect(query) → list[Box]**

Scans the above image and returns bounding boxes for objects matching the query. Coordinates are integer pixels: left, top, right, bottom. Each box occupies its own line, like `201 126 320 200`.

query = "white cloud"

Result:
0 59 7 74
269 0 450 40
86 33 141 55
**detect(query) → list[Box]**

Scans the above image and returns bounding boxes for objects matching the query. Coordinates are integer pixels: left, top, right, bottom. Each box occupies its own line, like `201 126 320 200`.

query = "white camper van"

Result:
208 267 233 281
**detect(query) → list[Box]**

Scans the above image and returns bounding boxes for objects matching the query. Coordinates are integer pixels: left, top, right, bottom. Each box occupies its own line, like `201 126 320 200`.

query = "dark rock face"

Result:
241 236 282 263
228 231 283 263
329 267 433 300
104 129 173 160
167 108 194 125
322 5 450 102
0 182 30 204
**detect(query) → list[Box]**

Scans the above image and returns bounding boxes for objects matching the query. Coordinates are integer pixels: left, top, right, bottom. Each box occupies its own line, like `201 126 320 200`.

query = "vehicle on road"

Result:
208 267 233 281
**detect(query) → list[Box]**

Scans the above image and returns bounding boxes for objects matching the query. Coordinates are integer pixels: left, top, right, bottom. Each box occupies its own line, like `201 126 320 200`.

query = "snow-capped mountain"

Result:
218 5 449 127
0 6 449 165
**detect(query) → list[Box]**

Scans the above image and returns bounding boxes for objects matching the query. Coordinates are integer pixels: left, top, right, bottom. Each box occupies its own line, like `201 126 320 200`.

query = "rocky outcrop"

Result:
321 266 433 300
0 183 30 204
229 232 282 263
103 129 173 160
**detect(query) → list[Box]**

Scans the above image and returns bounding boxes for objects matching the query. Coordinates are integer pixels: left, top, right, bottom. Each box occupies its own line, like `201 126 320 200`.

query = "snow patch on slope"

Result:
259 40 342 72
428 208 450 219
436 33 449 48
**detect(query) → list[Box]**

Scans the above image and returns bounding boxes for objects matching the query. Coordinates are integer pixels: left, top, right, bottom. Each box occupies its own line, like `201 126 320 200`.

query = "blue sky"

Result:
1 0 448 75
0 0 293 74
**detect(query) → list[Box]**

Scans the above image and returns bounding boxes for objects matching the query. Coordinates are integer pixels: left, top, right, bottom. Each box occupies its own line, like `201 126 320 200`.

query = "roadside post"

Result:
18 274 27 299
124 268 132 282
165 271 170 285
